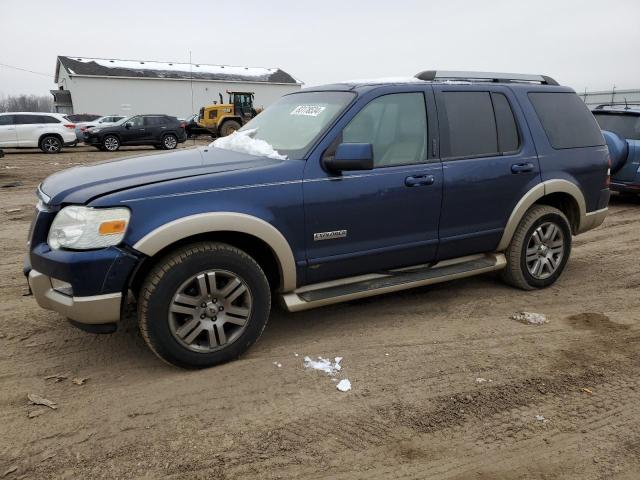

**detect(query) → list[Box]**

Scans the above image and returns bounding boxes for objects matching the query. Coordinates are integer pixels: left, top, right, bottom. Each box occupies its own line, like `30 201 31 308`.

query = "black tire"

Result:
39 136 62 154
139 242 271 368
219 120 241 137
102 135 120 152
161 133 178 150
501 205 572 290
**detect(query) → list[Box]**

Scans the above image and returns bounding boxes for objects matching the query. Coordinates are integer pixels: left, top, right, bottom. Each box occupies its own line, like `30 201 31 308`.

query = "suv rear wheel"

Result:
138 242 271 368
161 134 178 150
501 205 572 290
103 135 120 152
40 136 62 154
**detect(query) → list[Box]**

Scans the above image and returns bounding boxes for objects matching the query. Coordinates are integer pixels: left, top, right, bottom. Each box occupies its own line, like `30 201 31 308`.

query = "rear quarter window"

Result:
528 92 604 149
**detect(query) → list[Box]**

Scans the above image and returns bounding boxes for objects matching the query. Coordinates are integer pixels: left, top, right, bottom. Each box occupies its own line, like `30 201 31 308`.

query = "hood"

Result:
40 147 283 205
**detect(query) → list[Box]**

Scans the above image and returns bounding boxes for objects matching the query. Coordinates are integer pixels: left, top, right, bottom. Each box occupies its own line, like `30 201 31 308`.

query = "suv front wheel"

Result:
138 242 271 368
501 205 572 290
103 135 120 152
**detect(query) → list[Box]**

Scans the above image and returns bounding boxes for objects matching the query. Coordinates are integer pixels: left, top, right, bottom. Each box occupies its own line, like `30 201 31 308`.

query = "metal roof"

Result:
55 56 302 85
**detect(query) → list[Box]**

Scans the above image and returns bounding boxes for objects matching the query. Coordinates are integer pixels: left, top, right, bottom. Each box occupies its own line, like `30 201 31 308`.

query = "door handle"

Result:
511 162 534 174
405 174 435 187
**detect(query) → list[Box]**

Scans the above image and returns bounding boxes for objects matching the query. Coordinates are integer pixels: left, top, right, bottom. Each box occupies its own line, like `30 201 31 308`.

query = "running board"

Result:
280 253 506 312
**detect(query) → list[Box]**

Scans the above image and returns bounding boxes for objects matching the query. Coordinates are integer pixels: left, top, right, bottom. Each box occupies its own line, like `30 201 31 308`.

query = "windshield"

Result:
114 116 133 126
236 91 355 159
594 113 640 140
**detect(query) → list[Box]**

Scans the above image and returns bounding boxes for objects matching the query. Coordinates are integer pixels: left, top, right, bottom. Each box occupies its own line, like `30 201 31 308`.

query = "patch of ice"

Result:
303 356 342 375
211 129 287 160
511 311 547 326
336 379 351 392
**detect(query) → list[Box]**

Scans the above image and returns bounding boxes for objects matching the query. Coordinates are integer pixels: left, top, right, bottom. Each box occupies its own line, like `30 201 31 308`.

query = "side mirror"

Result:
125 123 132 129
324 143 374 172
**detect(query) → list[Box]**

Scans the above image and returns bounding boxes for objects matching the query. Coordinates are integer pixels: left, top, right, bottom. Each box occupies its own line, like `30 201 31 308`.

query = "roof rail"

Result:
415 70 559 86
594 101 640 110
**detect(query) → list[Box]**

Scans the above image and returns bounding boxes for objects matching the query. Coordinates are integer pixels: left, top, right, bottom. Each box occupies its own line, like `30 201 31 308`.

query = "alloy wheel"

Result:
43 138 60 153
164 135 177 149
168 269 252 353
525 221 565 280
104 137 119 151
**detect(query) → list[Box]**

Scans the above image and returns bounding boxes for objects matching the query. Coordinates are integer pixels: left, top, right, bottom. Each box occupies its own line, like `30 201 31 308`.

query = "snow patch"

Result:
273 362 282 368
511 312 547 325
535 414 548 423
303 356 342 375
211 129 287 160
336 379 351 392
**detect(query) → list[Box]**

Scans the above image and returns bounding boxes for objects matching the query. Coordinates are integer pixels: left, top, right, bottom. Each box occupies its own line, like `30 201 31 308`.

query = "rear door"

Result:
0 115 17 147
434 86 541 260
15 114 45 147
143 116 165 142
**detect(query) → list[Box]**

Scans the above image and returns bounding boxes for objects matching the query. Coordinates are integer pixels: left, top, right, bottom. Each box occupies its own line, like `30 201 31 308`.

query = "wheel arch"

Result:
38 132 63 147
131 213 296 292
496 180 587 251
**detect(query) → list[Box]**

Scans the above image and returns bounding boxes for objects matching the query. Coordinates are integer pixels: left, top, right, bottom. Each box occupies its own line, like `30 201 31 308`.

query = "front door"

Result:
15 114 41 147
303 90 443 284
121 116 146 144
0 115 17 147
433 86 542 259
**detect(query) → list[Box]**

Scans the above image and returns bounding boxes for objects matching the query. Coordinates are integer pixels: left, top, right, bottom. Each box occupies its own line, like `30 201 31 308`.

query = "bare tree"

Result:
0 93 53 113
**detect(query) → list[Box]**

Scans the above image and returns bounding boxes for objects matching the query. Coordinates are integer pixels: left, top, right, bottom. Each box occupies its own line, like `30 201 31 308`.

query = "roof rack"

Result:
594 101 640 110
415 70 559 86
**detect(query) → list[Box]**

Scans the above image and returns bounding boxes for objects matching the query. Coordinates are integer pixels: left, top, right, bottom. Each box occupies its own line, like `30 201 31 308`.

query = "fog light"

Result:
51 278 73 296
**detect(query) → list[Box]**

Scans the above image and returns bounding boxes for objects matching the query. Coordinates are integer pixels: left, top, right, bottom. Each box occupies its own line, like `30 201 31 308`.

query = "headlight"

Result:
48 206 130 250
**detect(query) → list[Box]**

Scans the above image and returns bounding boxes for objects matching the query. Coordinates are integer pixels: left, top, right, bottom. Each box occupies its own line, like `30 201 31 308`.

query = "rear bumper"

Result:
577 207 608 234
610 180 640 194
28 269 122 324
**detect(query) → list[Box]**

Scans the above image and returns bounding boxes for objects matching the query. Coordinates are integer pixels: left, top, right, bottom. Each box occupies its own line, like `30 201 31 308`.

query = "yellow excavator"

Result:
198 91 261 137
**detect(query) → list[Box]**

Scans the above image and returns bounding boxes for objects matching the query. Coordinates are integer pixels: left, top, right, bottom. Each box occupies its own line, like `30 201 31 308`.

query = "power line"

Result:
0 62 53 78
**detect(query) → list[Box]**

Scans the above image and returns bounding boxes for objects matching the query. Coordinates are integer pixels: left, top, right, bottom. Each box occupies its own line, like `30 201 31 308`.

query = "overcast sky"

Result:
1 0 639 97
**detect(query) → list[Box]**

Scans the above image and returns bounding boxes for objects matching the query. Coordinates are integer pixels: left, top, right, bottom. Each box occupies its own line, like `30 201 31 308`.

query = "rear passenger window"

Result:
39 116 60 124
528 92 605 149
441 92 498 158
13 115 36 125
0 115 13 126
491 93 519 153
342 92 428 167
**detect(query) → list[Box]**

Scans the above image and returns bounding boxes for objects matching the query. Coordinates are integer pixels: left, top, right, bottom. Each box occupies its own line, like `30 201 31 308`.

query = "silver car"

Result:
75 116 125 142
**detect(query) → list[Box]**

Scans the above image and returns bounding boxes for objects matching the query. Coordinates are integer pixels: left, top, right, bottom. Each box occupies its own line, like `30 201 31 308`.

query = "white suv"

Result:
0 112 77 153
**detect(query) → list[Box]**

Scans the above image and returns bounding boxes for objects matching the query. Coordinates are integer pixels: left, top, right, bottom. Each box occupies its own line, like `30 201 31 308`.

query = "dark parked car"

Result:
27 70 609 368
592 104 640 195
83 115 187 151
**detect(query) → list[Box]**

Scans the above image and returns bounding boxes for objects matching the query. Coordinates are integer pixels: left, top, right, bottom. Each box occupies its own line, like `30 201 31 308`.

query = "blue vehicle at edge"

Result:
591 103 640 195
25 70 610 368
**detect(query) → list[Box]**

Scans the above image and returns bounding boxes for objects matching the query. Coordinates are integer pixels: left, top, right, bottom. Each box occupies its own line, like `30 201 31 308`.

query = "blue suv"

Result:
591 103 640 195
26 71 610 368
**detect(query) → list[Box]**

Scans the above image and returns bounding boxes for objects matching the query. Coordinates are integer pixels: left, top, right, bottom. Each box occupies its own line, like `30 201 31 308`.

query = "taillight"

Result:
64 124 76 129
605 156 611 188
180 121 186 129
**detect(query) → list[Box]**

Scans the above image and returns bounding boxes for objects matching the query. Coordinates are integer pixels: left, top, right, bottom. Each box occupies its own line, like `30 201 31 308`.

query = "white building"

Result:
51 56 303 117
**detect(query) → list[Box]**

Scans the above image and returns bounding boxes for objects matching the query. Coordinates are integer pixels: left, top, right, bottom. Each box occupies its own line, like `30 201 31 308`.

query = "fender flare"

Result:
132 212 297 291
496 179 588 251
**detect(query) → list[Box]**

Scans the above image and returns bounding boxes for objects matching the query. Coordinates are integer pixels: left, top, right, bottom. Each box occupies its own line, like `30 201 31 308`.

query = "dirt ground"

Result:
0 143 639 480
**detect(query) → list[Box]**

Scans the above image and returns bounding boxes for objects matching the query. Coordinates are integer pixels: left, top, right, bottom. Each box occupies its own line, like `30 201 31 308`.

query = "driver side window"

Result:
129 116 144 127
342 93 427 167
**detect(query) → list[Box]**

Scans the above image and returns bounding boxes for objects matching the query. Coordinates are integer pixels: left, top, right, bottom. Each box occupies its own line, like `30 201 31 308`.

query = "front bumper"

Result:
28 269 122 324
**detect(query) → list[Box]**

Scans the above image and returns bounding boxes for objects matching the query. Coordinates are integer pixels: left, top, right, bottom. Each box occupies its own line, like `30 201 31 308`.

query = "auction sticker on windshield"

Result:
290 105 326 117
